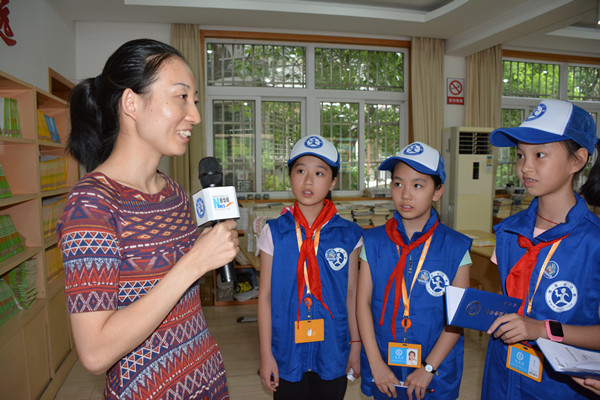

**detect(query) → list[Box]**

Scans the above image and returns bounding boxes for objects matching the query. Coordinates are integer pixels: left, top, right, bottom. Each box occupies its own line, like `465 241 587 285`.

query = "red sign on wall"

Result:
447 78 464 105
0 0 17 46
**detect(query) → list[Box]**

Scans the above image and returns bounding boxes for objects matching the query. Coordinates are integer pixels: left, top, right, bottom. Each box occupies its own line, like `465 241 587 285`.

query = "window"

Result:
207 43 306 88
568 65 600 102
496 108 523 188
206 39 408 197
502 60 560 99
315 48 404 91
499 57 600 191
261 101 301 191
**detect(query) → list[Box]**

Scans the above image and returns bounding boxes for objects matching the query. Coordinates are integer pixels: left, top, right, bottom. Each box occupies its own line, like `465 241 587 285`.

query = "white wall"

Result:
443 55 467 129
75 22 172 174
0 0 75 91
75 22 171 82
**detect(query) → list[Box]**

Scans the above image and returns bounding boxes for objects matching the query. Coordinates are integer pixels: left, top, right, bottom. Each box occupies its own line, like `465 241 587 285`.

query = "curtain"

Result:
171 24 205 197
410 37 445 152
465 45 503 129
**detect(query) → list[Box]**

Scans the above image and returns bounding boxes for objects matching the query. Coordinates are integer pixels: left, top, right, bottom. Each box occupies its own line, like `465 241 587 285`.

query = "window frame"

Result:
500 52 600 193
204 37 409 198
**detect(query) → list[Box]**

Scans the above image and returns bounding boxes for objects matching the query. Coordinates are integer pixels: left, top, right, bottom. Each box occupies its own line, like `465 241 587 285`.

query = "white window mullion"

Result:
306 43 319 137
357 100 365 191
255 97 263 194
559 62 569 100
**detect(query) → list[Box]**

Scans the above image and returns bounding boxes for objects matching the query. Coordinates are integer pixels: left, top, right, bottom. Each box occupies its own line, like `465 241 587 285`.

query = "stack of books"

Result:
4 259 37 310
0 278 18 326
352 206 372 226
335 203 354 223
0 163 12 199
42 195 67 239
494 197 513 219
45 246 63 281
37 110 62 143
371 203 394 226
511 193 535 215
39 155 68 191
0 97 21 137
0 215 24 262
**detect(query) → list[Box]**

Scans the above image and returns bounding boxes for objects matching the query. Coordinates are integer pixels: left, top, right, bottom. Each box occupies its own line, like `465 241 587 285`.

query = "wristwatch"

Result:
545 320 564 342
422 360 438 375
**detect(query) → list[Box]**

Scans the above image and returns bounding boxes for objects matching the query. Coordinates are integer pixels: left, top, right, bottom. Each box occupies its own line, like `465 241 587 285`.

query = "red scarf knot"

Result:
380 218 438 340
506 234 568 315
293 199 338 322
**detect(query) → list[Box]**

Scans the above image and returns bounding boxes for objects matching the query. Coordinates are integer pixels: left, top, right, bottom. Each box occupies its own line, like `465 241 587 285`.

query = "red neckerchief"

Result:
506 234 567 315
293 199 337 321
381 218 438 340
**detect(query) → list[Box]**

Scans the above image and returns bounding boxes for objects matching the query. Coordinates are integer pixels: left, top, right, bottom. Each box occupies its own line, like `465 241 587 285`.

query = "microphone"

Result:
193 156 240 283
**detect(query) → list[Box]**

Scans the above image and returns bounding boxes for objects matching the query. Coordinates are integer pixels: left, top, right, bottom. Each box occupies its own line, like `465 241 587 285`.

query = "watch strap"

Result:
422 360 438 375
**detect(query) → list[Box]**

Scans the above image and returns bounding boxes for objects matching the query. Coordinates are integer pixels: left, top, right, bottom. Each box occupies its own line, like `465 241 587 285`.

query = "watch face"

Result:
549 321 564 337
425 364 433 372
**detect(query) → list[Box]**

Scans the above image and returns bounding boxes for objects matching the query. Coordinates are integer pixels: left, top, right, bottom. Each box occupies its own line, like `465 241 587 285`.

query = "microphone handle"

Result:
219 261 236 283
209 220 237 283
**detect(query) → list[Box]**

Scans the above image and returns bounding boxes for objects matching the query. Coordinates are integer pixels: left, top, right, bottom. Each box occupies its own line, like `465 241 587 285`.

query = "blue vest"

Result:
360 211 472 400
482 194 600 399
268 212 363 382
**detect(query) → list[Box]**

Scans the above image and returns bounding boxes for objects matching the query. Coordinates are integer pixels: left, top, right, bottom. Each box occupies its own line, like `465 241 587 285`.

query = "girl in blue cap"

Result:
257 135 363 400
482 99 600 399
357 141 473 400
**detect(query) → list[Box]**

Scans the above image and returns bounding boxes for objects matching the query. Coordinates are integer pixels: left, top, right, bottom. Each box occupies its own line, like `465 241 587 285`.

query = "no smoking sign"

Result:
447 78 465 105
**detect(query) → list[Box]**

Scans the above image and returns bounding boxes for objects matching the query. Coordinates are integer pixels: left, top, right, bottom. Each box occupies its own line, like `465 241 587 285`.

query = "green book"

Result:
0 163 12 198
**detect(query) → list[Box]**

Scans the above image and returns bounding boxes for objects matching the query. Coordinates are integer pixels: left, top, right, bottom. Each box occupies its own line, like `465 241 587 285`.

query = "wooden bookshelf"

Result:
0 69 78 400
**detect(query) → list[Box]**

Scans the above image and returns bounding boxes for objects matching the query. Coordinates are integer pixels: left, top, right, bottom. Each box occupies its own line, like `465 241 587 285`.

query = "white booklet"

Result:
536 337 600 378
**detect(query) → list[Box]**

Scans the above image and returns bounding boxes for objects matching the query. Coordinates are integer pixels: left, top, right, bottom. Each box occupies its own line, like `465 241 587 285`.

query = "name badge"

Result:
294 319 324 343
388 342 422 368
506 343 543 382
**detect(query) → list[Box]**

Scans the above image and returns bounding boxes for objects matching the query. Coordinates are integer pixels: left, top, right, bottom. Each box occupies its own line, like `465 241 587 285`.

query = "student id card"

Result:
506 343 543 382
294 319 324 343
388 342 422 368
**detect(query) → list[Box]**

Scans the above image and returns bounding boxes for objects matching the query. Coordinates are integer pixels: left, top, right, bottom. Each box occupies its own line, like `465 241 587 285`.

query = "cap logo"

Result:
404 143 424 156
304 136 323 149
525 103 547 122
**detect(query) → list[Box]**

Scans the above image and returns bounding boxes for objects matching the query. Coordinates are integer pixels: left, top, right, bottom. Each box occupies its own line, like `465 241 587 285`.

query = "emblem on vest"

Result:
543 261 559 279
545 280 578 312
417 270 430 285
426 271 449 297
325 247 348 271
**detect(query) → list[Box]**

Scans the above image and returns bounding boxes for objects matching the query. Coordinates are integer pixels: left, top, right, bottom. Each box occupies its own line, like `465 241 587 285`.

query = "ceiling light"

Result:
597 0 600 24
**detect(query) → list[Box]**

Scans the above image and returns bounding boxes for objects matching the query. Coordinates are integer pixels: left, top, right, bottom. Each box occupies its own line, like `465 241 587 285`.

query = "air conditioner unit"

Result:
441 127 495 232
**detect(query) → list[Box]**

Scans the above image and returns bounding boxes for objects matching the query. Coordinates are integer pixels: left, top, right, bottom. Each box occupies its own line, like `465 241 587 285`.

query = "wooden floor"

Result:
55 304 488 399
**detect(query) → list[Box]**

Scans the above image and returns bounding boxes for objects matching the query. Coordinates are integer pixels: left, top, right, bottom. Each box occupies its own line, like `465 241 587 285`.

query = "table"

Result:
459 229 502 295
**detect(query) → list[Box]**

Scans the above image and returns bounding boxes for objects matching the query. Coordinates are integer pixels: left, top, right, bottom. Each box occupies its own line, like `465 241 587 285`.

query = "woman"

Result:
57 38 238 400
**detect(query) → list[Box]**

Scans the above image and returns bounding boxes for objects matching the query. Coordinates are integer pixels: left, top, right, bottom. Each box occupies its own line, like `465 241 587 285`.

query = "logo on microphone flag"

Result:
196 198 206 218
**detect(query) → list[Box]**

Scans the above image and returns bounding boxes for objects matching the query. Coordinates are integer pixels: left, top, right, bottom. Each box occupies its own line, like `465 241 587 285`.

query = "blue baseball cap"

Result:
288 135 340 169
490 99 598 154
379 142 446 183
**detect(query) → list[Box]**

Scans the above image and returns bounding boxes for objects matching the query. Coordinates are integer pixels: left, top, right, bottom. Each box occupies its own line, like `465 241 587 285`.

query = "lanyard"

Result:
294 221 321 297
525 239 562 316
398 235 432 338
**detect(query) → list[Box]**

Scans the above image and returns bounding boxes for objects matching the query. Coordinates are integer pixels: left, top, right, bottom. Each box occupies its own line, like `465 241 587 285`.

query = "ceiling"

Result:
48 0 600 57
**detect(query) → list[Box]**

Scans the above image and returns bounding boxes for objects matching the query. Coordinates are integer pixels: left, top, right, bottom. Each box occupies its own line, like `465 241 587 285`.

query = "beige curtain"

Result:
410 37 445 152
465 45 503 129
171 24 205 197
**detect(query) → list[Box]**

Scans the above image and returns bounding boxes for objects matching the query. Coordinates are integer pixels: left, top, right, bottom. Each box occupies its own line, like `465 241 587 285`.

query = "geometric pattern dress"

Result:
57 172 229 400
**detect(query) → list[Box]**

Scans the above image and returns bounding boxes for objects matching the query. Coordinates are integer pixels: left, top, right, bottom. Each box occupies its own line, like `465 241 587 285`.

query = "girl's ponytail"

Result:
579 141 600 207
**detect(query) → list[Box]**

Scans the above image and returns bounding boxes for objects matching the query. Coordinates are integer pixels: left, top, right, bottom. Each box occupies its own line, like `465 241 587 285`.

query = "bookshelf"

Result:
0 69 79 399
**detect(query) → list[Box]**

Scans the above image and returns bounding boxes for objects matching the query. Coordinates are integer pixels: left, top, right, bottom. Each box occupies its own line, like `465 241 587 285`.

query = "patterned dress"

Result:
57 172 229 400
